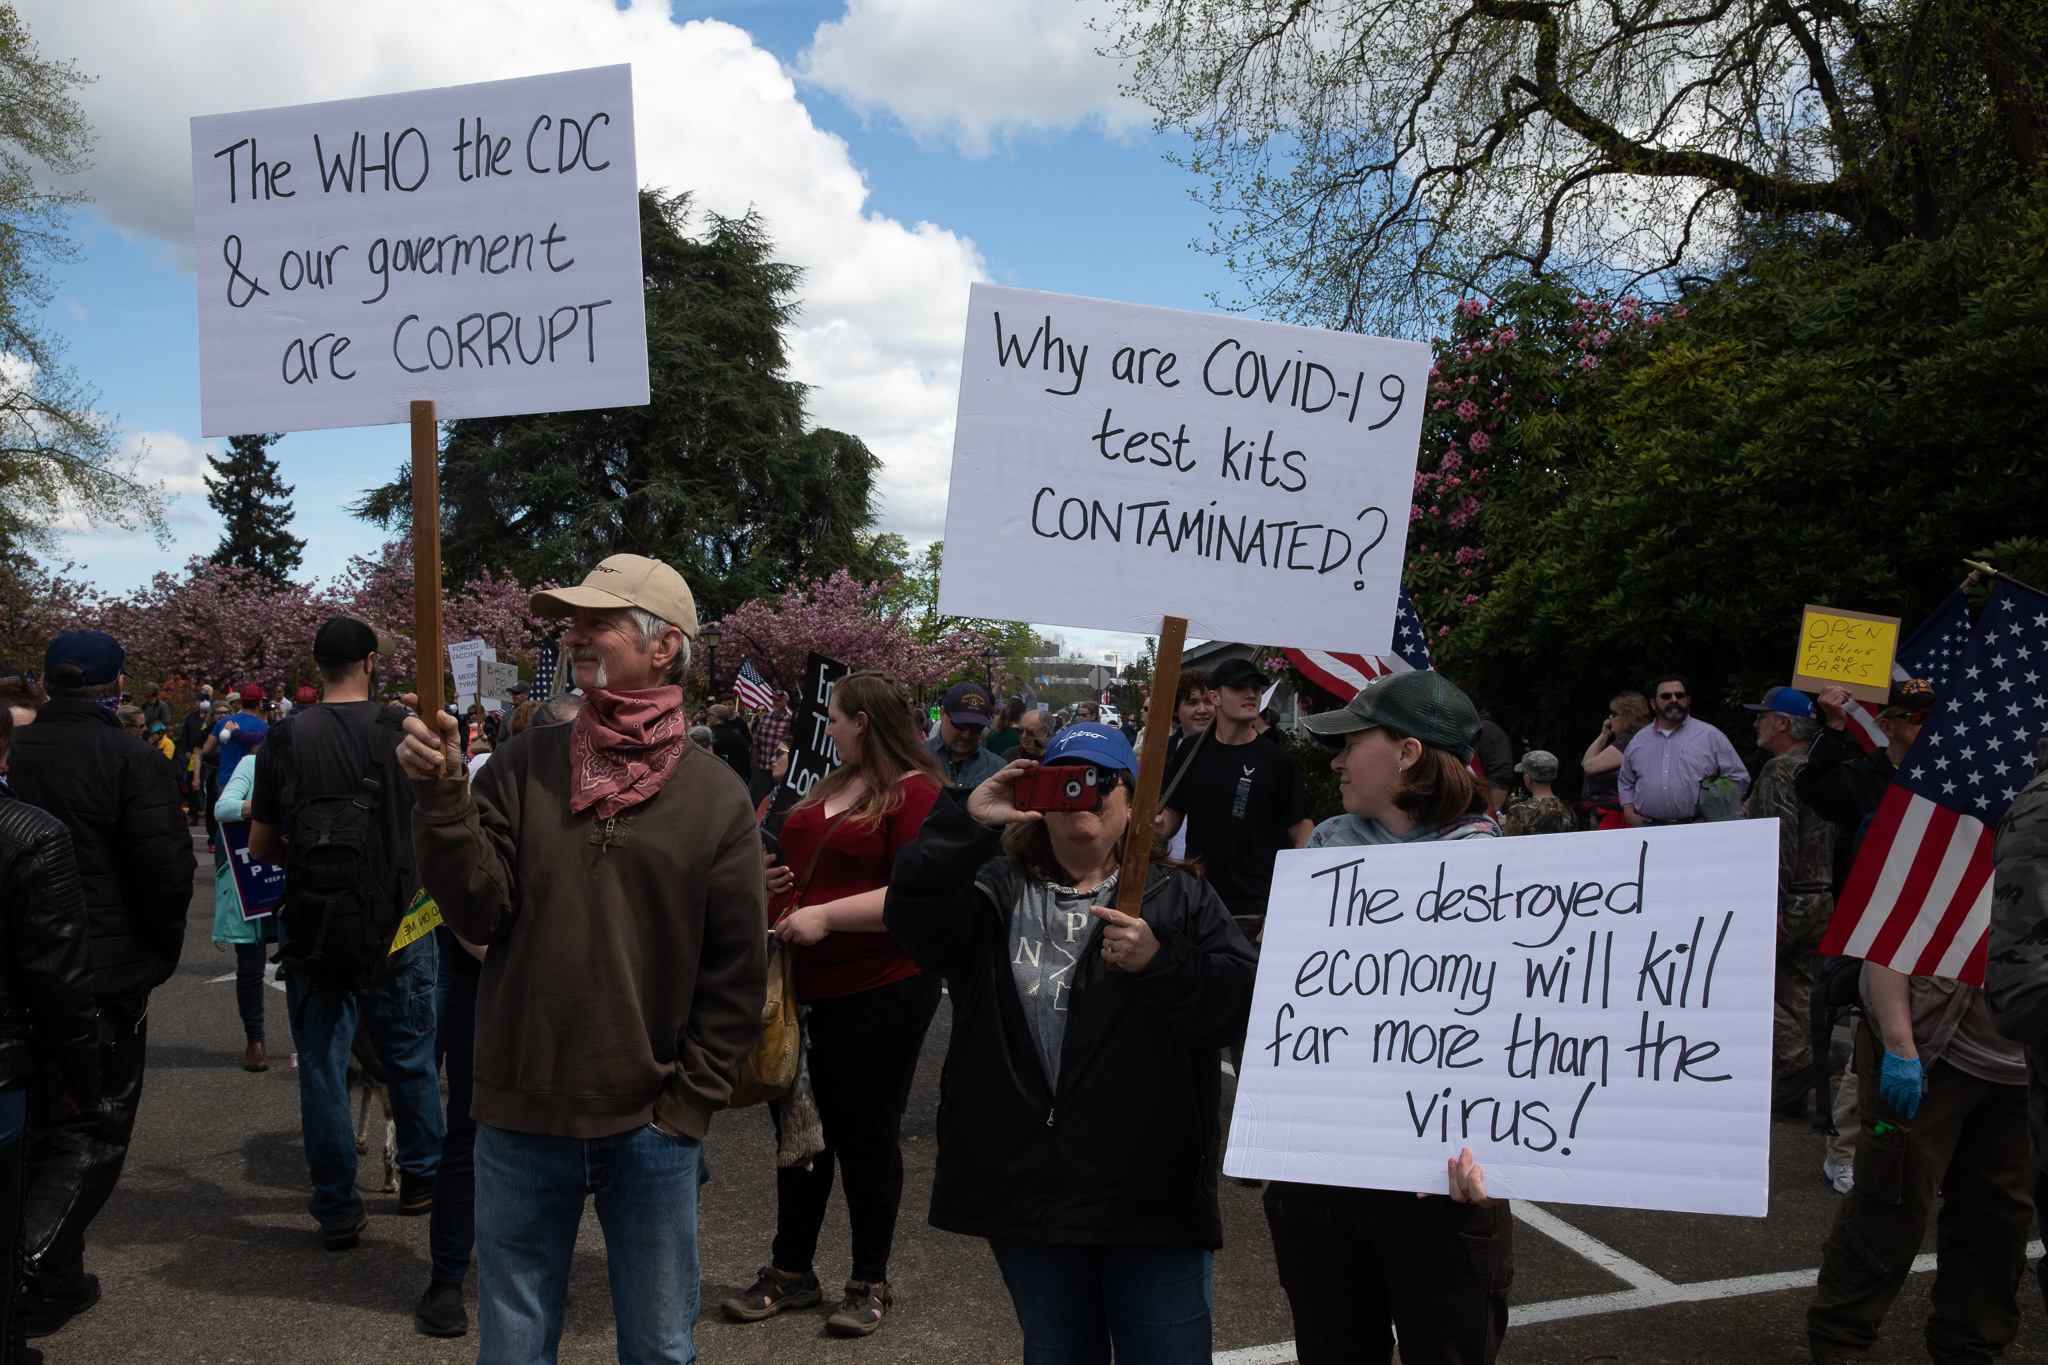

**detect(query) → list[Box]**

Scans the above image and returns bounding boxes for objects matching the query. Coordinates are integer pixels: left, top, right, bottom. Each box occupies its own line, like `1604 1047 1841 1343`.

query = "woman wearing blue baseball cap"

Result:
885 721 1257 1363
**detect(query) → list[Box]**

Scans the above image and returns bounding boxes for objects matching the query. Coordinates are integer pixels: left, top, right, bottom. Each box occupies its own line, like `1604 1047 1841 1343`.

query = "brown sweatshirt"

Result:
410 722 767 1139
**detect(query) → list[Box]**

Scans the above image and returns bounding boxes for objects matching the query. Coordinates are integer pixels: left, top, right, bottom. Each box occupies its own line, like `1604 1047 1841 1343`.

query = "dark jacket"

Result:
1473 713 1513 789
884 792 1257 1248
0 794 106 1107
7 700 197 999
709 719 752 782
1793 725 1897 893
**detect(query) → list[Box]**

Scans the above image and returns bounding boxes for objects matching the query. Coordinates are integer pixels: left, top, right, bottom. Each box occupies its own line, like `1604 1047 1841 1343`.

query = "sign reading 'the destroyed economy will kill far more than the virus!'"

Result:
936 285 1431 655
191 64 648 437
1224 822 1778 1216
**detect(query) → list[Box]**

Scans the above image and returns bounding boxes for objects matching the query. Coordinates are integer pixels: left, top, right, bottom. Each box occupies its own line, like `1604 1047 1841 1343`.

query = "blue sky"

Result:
33 0 1247 661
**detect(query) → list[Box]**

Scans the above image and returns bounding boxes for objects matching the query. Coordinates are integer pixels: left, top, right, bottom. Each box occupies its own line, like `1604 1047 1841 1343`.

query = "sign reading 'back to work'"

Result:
191 65 648 436
937 285 1430 655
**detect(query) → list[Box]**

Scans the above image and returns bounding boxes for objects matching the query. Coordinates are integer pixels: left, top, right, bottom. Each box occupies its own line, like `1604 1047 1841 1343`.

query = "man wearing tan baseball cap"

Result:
396 551 765 1356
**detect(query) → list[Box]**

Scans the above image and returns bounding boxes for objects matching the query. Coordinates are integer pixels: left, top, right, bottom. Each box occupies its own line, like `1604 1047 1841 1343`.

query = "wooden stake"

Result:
409 400 458 773
1113 615 1187 930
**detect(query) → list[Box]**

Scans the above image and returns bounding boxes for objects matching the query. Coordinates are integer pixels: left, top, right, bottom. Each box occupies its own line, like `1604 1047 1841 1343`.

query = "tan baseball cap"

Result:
528 554 699 638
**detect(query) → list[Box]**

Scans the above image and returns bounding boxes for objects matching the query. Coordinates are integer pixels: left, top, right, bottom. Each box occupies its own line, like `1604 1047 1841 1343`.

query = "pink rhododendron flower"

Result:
1456 398 1479 422
1579 354 1599 370
1456 298 1484 317
1468 431 1491 453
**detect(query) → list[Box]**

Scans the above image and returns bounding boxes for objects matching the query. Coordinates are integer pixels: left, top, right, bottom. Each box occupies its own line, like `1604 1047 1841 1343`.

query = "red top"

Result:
774 771 941 1002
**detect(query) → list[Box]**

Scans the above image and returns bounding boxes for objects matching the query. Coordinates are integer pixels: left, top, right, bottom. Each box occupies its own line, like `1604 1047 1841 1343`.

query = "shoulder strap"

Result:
791 814 842 902
1159 726 1209 812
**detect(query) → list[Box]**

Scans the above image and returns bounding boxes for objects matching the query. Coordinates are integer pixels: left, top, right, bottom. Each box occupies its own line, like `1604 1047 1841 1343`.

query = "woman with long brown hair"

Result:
724 670 945 1338
1580 690 1652 828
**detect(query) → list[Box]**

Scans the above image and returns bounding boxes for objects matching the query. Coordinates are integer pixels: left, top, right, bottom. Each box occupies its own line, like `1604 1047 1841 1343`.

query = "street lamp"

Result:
980 645 997 693
700 620 722 699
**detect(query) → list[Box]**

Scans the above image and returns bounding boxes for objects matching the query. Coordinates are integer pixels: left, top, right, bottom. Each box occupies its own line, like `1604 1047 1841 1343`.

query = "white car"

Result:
1097 705 1121 726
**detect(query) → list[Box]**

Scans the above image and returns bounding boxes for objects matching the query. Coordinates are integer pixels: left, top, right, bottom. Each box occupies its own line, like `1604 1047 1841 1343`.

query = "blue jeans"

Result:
283 934 444 1230
234 941 268 1042
988 1240 1214 1365
429 951 479 1285
474 1121 705 1365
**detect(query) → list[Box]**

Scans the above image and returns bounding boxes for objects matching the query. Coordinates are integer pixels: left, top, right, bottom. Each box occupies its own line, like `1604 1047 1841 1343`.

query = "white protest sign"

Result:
1223 824 1777 1216
191 65 648 436
446 638 486 698
938 285 1430 653
477 660 521 705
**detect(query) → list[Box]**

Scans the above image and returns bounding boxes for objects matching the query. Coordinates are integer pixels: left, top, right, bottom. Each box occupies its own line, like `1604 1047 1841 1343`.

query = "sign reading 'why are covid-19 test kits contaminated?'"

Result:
937 284 1431 655
191 64 648 436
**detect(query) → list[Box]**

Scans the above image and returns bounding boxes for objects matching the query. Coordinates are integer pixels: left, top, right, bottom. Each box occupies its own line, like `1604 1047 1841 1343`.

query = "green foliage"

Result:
0 5 163 556
1109 0 2048 332
354 191 881 619
1437 191 2048 755
1276 733 1344 825
875 537 1051 694
205 432 303 583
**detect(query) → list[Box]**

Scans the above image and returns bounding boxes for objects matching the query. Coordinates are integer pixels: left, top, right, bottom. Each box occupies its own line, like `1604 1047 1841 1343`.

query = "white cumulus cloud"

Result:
21 0 988 544
800 0 1140 155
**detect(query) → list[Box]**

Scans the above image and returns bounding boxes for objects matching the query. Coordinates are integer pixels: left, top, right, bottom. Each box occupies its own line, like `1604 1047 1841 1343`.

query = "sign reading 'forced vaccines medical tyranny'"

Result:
1224 824 1777 1216
191 65 648 436
937 285 1430 653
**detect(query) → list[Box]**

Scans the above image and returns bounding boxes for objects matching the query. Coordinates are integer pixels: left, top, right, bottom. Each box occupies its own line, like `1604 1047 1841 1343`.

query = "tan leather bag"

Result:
727 820 836 1109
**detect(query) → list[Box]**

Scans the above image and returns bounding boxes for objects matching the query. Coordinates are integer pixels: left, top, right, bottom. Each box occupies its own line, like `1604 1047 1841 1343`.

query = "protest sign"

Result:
1791 605 1902 703
191 64 648 436
221 822 284 921
937 284 1430 654
447 638 486 698
764 652 852 832
1223 823 1777 1216
477 659 521 705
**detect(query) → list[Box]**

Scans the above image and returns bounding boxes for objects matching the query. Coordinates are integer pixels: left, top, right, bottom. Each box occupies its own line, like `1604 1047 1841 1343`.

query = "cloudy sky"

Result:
27 0 1244 662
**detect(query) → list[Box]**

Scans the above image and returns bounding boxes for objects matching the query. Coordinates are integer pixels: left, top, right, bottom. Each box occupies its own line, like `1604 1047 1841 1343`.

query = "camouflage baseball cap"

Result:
1300 670 1481 757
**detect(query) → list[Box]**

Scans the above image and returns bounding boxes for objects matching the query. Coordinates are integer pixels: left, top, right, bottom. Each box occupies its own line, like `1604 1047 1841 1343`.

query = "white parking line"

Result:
1210 1202 2046 1364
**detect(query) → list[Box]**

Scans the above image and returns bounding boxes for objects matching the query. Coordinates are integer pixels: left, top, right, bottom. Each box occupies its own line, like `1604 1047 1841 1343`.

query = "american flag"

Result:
531 636 560 700
1284 581 1436 699
1844 589 1973 753
1820 578 2048 983
732 659 778 712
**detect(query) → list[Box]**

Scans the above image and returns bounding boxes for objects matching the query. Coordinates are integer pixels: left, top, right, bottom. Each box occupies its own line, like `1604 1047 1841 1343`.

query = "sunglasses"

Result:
1656 692 1688 701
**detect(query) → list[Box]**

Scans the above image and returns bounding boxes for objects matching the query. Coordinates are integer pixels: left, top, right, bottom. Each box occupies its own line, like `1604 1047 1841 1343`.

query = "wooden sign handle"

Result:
1112 615 1187 943
408 400 460 776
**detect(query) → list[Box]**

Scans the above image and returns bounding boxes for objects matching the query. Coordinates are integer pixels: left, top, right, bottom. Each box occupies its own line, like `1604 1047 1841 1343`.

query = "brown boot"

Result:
243 1040 269 1072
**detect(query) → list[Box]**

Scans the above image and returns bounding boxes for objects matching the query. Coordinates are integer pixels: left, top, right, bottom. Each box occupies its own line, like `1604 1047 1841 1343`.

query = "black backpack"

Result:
275 704 408 985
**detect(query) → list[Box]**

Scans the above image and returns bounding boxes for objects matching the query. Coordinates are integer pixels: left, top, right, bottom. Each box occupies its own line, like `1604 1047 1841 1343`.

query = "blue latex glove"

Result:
1879 1050 1923 1119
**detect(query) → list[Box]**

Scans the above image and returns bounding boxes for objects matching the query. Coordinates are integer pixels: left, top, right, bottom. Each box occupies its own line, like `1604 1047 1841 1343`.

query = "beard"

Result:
1659 702 1688 724
571 650 609 691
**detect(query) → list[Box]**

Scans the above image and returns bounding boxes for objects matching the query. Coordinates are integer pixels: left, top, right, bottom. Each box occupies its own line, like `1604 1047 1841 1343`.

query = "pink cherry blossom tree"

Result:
331 541 559 692
717 569 989 695
0 563 111 678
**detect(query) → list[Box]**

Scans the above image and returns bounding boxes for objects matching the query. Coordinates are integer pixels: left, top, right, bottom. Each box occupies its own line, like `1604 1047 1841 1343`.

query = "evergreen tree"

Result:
352 190 887 620
205 432 304 583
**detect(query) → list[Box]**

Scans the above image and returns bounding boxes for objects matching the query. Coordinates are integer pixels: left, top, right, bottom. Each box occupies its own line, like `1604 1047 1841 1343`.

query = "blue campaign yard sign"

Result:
222 821 285 921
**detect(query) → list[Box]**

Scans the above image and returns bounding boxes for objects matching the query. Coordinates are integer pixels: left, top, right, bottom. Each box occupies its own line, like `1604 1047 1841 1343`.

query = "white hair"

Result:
626 607 692 686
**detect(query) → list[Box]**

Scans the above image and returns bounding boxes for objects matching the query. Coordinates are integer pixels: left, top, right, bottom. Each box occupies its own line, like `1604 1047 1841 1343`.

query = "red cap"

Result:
295 686 318 705
239 684 265 704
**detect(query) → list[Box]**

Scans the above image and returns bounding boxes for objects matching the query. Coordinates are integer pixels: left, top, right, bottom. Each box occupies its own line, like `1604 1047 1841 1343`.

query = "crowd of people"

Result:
0 545 2044 1365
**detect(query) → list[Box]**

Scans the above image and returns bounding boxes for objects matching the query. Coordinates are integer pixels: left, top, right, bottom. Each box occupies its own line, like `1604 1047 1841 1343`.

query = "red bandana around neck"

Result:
569 685 689 820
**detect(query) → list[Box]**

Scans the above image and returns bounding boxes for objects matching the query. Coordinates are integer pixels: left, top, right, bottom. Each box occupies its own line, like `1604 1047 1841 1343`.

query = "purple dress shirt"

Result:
1617 716 1749 821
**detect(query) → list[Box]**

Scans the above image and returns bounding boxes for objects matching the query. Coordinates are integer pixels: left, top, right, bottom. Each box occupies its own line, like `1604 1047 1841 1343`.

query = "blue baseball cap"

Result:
1742 686 1815 718
1041 721 1136 775
44 631 125 688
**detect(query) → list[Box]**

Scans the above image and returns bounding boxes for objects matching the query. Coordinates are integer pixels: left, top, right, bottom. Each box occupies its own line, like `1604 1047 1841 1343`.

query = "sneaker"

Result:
398 1170 433 1216
1823 1158 1854 1194
414 1280 468 1337
722 1266 822 1322
323 1209 370 1252
825 1280 892 1337
19 1275 99 1339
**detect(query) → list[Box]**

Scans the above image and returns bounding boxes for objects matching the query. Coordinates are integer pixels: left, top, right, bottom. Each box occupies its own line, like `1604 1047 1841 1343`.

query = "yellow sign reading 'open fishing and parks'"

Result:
1791 604 1901 703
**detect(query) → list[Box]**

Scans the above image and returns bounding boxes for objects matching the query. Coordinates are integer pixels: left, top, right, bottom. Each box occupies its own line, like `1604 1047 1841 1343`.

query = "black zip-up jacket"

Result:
884 792 1257 1248
8 700 196 999
1794 725 1898 893
0 793 105 1108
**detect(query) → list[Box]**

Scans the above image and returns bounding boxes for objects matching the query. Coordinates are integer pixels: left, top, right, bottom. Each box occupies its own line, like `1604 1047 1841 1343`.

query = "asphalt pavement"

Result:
27 832 2048 1363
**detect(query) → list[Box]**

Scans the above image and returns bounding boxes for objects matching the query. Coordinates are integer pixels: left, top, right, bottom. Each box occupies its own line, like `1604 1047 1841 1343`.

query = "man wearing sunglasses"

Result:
1618 674 1749 828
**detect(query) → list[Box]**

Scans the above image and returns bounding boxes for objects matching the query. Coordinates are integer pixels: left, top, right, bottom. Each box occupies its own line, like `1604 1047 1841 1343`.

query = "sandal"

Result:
825 1279 892 1336
722 1265 822 1322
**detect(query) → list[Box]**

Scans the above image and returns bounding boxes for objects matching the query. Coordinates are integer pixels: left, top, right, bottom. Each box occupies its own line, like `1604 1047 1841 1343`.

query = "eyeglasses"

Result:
1656 691 1688 701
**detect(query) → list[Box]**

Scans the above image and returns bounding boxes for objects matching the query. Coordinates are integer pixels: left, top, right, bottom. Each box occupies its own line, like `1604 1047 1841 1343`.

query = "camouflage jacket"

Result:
1747 748 1836 895
1502 796 1577 836
1987 740 2048 1050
